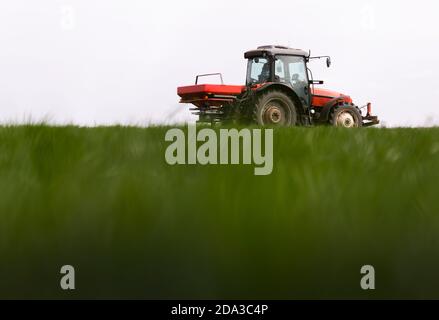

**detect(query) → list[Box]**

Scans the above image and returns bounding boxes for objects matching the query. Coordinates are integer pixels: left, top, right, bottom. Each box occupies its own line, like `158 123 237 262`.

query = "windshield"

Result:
246 57 271 85
274 55 307 88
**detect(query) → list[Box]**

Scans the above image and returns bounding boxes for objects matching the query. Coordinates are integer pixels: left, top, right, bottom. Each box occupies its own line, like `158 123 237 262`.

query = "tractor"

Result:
177 45 379 127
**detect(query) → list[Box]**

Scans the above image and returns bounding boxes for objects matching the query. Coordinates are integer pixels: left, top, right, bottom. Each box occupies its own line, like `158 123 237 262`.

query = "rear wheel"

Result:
330 104 362 128
253 91 298 126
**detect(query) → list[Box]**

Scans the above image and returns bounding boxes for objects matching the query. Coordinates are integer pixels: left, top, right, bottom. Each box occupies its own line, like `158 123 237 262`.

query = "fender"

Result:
253 83 306 114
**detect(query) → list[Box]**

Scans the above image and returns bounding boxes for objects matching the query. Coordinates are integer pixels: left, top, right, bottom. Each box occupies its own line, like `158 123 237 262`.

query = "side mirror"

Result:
326 57 332 68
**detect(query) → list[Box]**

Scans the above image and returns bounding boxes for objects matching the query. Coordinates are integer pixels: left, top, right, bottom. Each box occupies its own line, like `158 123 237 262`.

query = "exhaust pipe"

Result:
367 102 372 117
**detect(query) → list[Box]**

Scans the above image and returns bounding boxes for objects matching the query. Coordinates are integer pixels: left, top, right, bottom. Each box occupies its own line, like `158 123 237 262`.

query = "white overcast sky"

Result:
0 0 438 127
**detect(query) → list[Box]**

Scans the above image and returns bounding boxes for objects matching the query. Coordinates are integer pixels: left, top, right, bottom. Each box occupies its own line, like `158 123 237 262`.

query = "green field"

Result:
0 125 438 299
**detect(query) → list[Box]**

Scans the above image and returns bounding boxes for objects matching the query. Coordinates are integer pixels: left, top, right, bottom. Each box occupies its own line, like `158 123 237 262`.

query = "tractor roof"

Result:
244 45 309 59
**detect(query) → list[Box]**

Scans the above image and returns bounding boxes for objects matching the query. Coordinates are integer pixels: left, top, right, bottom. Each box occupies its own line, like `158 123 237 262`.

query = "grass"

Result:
0 124 438 299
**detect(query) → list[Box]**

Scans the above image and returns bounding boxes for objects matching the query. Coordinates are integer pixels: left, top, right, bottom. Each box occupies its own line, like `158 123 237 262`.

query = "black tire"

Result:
253 90 298 126
330 104 363 128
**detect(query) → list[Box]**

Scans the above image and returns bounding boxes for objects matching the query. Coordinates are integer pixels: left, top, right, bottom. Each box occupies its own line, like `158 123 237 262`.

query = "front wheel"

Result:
330 104 363 128
253 91 298 126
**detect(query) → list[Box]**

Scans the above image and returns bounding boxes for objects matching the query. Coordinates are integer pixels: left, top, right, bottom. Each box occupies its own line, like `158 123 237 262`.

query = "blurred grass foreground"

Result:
0 125 438 299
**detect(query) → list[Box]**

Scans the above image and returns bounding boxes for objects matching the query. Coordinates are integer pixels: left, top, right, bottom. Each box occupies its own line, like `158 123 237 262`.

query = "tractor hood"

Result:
312 88 352 107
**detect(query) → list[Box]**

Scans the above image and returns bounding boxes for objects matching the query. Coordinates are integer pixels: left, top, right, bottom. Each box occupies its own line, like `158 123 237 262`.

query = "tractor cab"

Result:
245 46 311 110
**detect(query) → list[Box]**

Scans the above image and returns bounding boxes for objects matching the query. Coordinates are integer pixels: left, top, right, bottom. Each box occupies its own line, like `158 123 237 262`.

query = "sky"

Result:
0 0 438 127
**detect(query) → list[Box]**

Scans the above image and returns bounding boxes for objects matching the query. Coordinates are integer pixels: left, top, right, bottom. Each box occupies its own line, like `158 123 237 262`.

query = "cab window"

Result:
247 57 270 84
274 55 307 87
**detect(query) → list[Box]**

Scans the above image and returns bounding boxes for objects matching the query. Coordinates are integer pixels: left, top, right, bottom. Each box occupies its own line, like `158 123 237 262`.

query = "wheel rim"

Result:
262 101 287 125
336 111 356 128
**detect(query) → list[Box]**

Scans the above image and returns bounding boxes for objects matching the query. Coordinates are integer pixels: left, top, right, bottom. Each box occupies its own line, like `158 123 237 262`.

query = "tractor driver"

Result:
258 61 271 83
291 73 307 89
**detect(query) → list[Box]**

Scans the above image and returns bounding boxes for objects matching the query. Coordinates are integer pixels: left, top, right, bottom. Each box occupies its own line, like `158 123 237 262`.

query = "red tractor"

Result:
177 45 379 127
